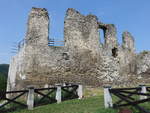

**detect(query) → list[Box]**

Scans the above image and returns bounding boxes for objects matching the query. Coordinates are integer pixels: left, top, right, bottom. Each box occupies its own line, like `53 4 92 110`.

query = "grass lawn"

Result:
12 96 118 113
5 87 150 113
11 88 118 113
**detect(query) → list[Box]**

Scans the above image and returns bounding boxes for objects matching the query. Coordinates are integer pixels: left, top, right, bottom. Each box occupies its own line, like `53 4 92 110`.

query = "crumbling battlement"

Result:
7 8 150 90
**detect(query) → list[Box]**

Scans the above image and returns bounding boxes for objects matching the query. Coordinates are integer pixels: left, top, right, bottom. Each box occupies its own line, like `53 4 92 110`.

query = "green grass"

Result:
11 88 117 113
12 96 118 113
4 87 150 113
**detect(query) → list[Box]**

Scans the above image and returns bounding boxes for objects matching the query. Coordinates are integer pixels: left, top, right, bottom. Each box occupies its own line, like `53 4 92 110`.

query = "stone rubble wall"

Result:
136 51 150 76
7 7 150 90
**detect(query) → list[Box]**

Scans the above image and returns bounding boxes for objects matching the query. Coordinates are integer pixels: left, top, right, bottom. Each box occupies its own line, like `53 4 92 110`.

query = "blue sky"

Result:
0 0 150 64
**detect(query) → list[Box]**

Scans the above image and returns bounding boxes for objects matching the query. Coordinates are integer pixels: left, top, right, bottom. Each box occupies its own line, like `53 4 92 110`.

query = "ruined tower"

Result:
64 8 101 56
26 8 49 45
122 31 135 52
7 7 150 91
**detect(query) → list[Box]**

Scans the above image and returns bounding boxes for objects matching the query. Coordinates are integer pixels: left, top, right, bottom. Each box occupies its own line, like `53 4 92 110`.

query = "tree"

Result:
0 64 9 91
0 73 7 90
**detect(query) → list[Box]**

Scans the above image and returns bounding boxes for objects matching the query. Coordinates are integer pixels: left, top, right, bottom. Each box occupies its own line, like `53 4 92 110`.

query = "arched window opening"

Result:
99 29 105 44
112 47 118 57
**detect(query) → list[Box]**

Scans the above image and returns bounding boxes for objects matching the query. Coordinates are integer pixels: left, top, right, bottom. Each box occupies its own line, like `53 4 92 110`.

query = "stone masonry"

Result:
7 7 150 91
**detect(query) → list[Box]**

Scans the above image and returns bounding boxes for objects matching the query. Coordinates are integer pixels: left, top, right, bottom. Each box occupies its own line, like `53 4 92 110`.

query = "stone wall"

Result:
7 7 150 90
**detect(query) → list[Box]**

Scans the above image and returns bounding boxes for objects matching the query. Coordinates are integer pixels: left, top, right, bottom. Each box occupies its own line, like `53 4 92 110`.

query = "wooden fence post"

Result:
56 85 61 103
77 85 83 99
27 86 34 110
139 85 147 100
104 86 113 108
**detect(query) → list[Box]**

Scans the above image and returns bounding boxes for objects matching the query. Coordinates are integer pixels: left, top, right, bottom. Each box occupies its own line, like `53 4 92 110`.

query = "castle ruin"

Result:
7 7 150 91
